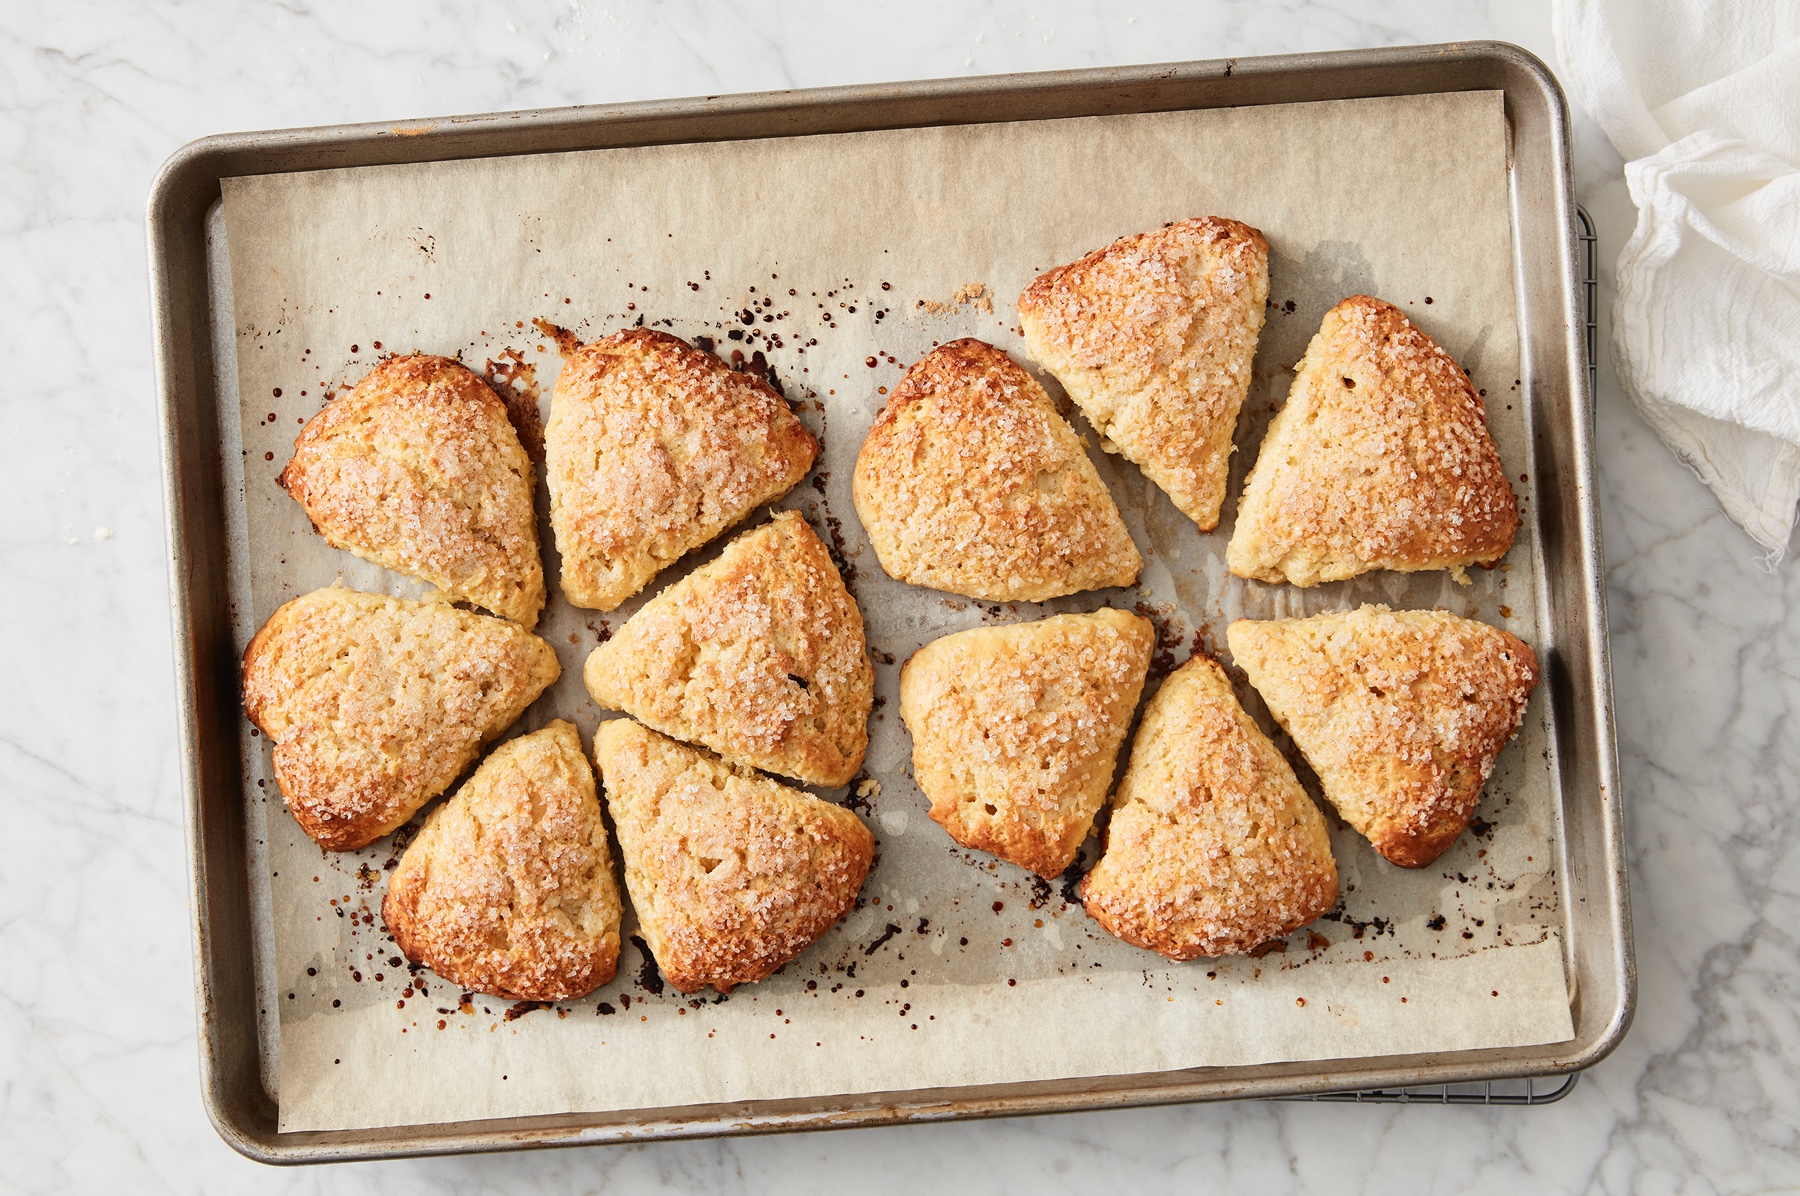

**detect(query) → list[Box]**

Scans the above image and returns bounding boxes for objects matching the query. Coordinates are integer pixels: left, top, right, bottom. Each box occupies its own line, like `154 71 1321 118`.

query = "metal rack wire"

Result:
1578 204 1600 400
1280 1073 1580 1105
1274 205 1599 1109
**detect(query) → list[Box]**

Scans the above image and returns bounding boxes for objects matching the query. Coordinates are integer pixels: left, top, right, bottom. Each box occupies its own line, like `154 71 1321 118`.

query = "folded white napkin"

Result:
1554 0 1800 561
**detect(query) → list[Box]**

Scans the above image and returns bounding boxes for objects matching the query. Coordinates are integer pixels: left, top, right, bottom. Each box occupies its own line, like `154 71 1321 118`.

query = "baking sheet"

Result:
217 90 1574 1134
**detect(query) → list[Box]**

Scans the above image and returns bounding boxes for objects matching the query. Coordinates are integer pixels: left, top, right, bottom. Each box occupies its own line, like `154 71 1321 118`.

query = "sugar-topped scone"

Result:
382 721 622 1001
583 511 872 787
1228 605 1538 868
1018 216 1271 530
900 609 1153 878
597 719 873 995
242 587 560 851
545 328 818 611
851 338 1141 601
279 354 545 627
1082 654 1338 960
1227 296 1519 586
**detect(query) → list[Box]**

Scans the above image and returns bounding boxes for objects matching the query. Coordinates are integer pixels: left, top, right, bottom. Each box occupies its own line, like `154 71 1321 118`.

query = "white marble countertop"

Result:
4 1 1795 1190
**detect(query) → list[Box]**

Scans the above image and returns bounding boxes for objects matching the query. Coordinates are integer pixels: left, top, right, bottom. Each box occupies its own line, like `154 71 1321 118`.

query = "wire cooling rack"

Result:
1578 204 1600 400
1275 204 1599 1109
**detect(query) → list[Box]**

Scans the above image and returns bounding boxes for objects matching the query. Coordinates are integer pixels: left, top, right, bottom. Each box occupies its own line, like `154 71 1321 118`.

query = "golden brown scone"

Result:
382 721 622 1001
851 338 1141 601
899 610 1153 878
241 587 560 851
583 511 872 787
1227 296 1519 586
279 354 545 627
596 719 873 995
545 328 818 611
1227 605 1538 868
1018 216 1271 530
1081 654 1338 960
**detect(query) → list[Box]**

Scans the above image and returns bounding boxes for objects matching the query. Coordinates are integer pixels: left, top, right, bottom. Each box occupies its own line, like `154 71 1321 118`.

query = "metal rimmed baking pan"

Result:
150 41 1630 1163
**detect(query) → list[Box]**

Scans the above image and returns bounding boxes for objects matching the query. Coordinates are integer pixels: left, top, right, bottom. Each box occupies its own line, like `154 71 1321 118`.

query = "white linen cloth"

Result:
1554 1 1800 561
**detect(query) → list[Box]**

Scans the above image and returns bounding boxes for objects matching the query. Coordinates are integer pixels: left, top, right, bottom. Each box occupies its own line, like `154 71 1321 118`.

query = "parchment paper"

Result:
218 90 1575 1134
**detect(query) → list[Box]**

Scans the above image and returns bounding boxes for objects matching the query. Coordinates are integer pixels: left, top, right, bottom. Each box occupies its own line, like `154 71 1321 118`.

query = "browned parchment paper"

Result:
217 90 1574 1133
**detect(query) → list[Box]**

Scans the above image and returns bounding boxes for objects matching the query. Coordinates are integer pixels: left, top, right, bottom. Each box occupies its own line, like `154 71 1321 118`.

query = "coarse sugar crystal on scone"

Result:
1227 604 1538 868
852 337 1141 601
1083 653 1339 959
596 718 872 995
241 586 560 851
583 510 872 787
900 608 1153 878
383 720 622 1002
279 353 546 627
545 328 817 611
1019 216 1270 530
1227 296 1518 586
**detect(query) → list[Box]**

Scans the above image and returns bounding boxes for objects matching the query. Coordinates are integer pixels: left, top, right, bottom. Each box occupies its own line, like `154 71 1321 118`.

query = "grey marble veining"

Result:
2 1 1795 1191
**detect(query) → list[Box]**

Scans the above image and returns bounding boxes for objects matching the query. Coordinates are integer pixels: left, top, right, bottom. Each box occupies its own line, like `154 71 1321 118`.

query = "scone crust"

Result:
1018 216 1271 530
242 587 560 850
582 511 873 787
596 719 873 995
1081 655 1338 960
899 609 1153 878
279 354 545 627
1227 605 1539 868
1227 295 1519 586
851 338 1141 601
382 721 622 1002
545 329 818 611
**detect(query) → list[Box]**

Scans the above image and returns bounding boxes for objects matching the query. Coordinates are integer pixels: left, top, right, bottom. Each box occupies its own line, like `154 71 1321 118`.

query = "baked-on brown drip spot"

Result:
1081 655 1339 960
596 719 873 995
899 609 1153 879
851 338 1142 601
1018 215 1271 530
279 354 546 627
1227 295 1519 586
382 721 622 1002
583 511 873 788
241 587 561 851
1227 604 1539 869
545 328 818 611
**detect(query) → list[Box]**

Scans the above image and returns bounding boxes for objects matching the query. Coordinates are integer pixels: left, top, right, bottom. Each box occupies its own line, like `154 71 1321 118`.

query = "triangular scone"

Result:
851 338 1141 601
1082 655 1338 960
546 329 818 611
1018 216 1271 530
596 719 873 994
900 609 1153 878
383 721 622 1001
280 355 545 627
1228 605 1538 868
1227 296 1519 586
583 511 872 787
242 587 560 850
